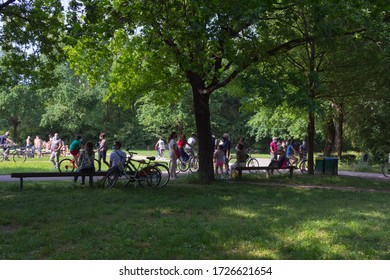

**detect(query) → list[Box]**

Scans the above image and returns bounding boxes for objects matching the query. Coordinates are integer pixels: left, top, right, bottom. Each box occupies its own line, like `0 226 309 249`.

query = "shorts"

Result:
70 150 79 156
216 161 224 167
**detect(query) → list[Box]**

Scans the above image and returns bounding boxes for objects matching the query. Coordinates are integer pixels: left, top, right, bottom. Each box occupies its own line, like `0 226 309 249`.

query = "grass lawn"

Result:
1 172 389 260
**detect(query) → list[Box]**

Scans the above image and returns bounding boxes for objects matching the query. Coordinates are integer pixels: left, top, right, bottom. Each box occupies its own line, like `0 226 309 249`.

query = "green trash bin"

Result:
324 157 338 175
315 157 325 174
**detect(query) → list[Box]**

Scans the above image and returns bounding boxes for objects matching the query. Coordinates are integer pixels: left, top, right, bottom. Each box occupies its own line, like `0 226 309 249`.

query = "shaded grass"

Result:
1 176 389 260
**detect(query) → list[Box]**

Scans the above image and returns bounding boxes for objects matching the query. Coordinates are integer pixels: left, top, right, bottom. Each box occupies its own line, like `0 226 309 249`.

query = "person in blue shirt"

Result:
286 139 298 165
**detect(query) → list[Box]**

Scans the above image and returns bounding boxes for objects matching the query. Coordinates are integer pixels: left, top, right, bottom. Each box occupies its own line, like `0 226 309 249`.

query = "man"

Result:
109 141 127 168
50 133 63 169
32 135 43 157
270 137 278 160
0 131 15 159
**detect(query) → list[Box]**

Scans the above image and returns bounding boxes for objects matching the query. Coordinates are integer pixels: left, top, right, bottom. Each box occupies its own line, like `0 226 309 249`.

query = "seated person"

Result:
109 141 127 169
231 143 247 171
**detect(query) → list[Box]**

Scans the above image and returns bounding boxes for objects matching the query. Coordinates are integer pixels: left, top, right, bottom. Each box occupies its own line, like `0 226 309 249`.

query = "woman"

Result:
168 132 178 179
74 141 95 186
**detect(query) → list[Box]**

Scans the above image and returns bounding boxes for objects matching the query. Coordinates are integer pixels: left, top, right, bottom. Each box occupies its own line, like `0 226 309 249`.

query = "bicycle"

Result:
169 152 199 174
103 149 161 189
59 157 101 172
228 151 259 174
1 145 29 163
381 154 390 177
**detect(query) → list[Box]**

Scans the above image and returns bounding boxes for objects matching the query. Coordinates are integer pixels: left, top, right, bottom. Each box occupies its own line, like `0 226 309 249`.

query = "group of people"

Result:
166 132 197 179
213 134 249 177
269 137 307 168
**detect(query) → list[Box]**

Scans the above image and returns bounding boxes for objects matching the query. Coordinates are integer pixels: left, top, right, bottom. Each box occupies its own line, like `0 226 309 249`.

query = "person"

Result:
69 134 83 168
221 133 231 174
286 139 298 165
97 132 109 168
109 141 127 168
270 137 278 160
177 134 191 162
74 141 95 186
32 135 43 158
214 144 225 176
231 143 247 173
50 133 63 169
185 134 196 157
168 132 178 179
299 140 307 161
155 138 165 159
0 131 15 159
26 136 32 151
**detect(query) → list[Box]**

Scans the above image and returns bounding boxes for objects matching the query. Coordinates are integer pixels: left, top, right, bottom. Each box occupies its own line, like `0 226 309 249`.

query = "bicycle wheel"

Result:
59 158 75 172
154 163 170 187
382 162 390 177
123 164 137 187
189 156 199 173
247 157 259 174
169 158 183 174
103 167 119 188
94 159 101 172
299 160 308 174
138 166 161 188
178 158 189 173
13 152 27 163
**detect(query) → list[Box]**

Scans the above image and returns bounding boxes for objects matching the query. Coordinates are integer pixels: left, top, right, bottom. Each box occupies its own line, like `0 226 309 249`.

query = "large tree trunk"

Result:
10 115 20 142
190 80 214 182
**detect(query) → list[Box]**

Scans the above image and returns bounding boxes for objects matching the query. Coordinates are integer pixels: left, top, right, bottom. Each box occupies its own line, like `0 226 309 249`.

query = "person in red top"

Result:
177 134 192 162
270 137 278 160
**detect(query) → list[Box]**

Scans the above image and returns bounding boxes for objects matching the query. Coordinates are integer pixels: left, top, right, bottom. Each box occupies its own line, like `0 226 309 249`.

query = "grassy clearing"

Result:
1 175 389 260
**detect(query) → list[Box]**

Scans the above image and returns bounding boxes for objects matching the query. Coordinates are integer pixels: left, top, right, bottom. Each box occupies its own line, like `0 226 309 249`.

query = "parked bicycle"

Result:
103 149 161 189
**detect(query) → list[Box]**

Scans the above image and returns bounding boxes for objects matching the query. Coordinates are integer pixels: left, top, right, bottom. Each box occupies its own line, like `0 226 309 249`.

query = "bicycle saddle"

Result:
147 156 156 161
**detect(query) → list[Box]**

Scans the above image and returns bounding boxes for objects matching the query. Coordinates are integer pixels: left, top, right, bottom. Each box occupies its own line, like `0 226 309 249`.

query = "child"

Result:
214 144 225 176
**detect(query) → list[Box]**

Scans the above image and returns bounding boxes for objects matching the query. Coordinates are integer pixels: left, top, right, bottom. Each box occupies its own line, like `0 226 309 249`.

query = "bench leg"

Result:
266 169 270 179
20 178 23 191
289 168 293 178
238 169 242 179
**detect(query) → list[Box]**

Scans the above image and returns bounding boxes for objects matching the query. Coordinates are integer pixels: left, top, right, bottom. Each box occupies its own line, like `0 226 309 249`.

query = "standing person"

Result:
213 144 225 176
109 141 127 168
69 134 83 168
299 140 307 161
155 138 165 159
50 133 63 169
26 136 32 151
221 133 231 174
97 132 109 168
270 137 278 160
74 141 95 186
32 135 43 158
168 132 178 179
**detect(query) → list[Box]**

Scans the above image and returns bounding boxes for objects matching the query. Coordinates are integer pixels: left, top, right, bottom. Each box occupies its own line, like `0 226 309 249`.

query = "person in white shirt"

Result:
109 141 127 168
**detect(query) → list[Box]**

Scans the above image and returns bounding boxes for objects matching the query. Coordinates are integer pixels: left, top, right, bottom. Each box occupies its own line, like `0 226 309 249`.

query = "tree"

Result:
65 0 315 181
0 0 66 86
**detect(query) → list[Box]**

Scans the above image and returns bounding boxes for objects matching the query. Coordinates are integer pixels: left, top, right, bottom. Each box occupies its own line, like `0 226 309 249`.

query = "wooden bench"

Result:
235 166 297 179
10 171 108 191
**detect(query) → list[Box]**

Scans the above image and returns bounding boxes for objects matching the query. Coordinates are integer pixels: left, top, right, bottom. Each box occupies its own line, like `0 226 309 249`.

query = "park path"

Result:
0 157 388 184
